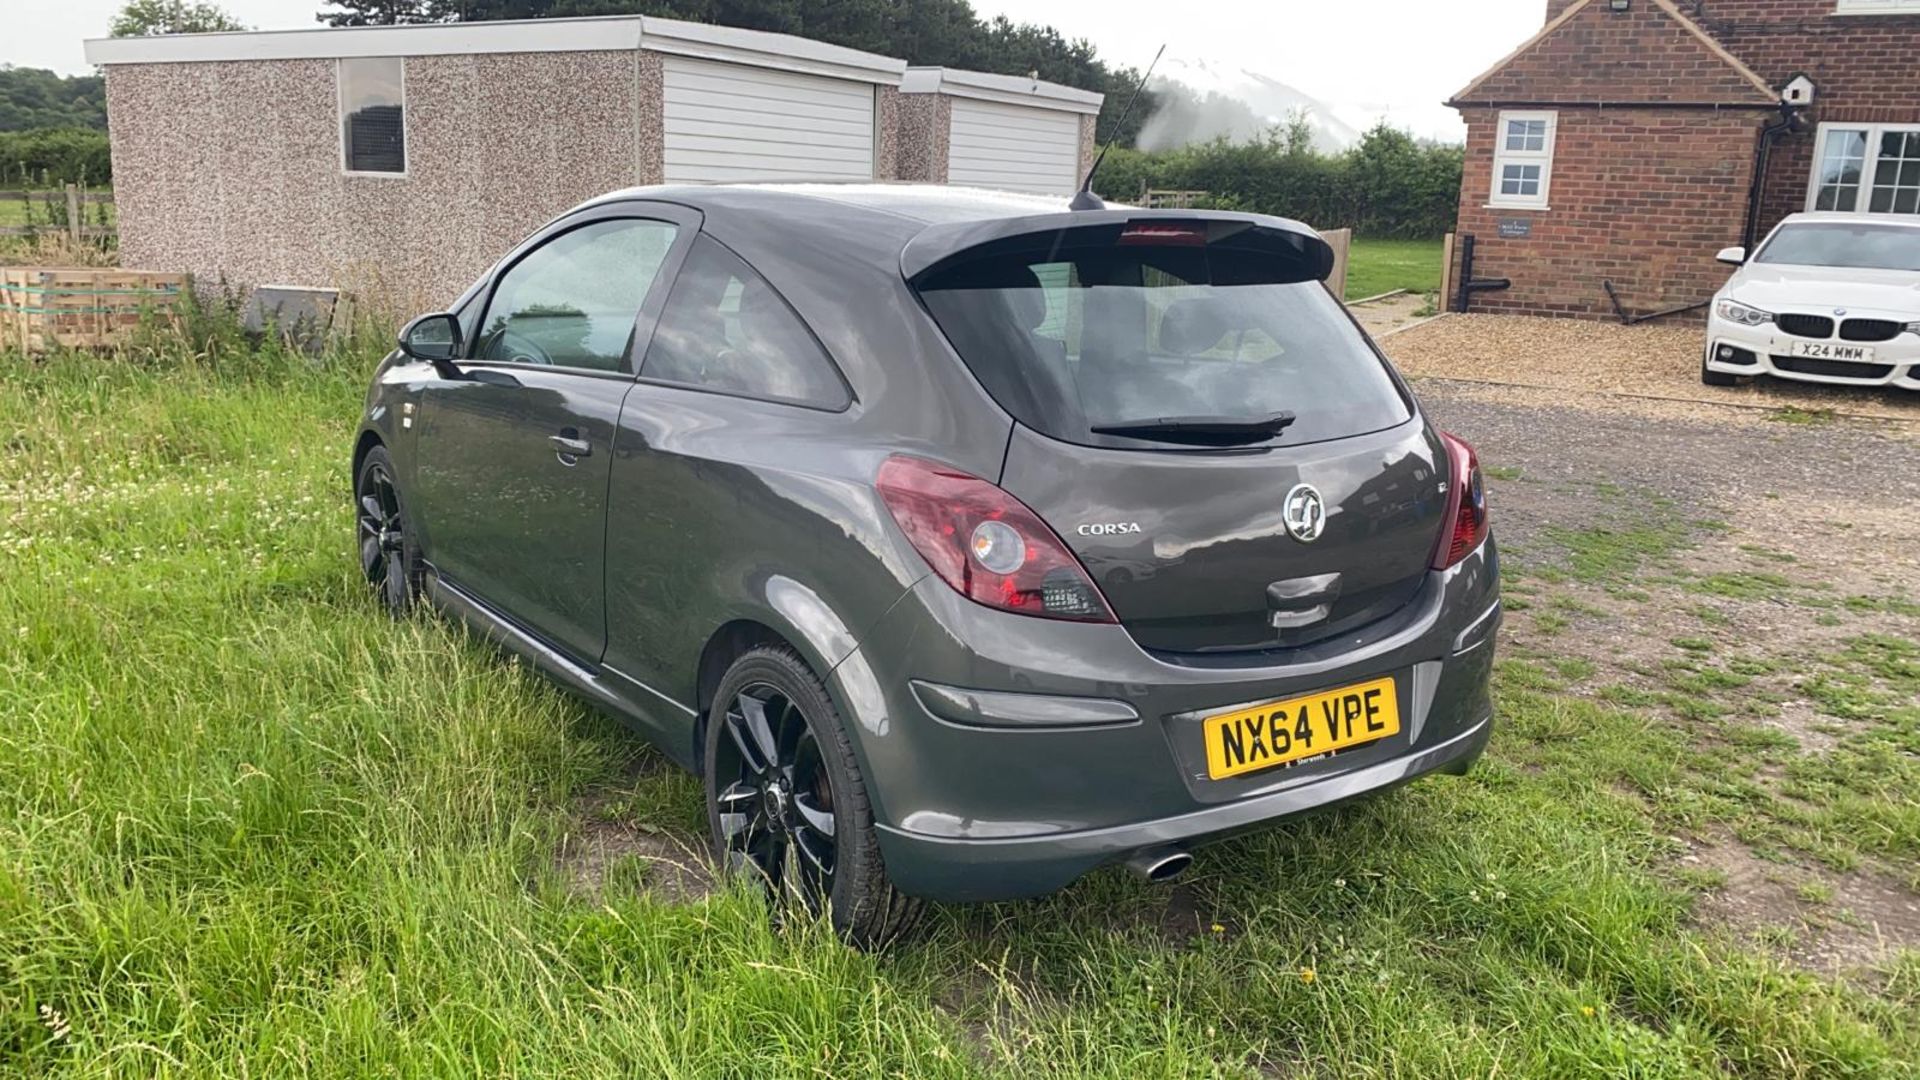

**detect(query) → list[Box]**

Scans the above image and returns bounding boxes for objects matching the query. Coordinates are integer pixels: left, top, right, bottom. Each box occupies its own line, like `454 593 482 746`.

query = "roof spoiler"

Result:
899 209 1334 282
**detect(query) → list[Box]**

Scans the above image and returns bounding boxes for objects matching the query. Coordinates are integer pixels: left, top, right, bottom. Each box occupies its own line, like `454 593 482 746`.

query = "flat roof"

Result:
898 67 1103 114
82 15 908 84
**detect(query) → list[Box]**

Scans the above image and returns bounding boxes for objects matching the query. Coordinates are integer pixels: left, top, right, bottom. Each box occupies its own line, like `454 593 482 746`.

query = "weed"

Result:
1542 518 1694 583
1766 406 1836 426
1685 571 1795 602
1737 544 1797 563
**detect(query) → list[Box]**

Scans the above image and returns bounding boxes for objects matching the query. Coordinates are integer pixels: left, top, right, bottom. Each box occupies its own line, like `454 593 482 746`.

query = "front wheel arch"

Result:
351 430 384 487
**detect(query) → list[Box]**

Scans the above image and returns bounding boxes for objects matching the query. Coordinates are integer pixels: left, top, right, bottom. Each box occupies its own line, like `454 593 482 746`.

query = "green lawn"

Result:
0 188 115 230
1344 238 1444 302
1 331 1914 1077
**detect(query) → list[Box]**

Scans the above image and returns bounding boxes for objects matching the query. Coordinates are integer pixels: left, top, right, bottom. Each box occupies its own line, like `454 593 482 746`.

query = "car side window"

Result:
640 234 850 409
475 218 679 372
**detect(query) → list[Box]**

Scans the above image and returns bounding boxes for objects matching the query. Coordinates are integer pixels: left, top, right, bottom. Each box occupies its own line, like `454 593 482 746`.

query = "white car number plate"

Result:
1790 340 1875 362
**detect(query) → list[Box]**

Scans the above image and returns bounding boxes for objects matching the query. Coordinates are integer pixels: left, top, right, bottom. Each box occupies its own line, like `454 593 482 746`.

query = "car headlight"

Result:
1907 320 1920 336
1716 298 1774 327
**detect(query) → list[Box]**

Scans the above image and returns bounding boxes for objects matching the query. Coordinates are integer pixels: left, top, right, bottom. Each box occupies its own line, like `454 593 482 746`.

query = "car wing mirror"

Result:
1715 246 1747 266
398 312 465 375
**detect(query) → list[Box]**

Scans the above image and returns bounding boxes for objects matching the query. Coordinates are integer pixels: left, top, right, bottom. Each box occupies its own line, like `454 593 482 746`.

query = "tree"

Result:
111 0 247 36
0 66 108 132
312 0 1156 144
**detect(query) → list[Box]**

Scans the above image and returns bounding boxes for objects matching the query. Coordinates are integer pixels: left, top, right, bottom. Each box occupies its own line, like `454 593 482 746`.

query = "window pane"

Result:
1814 129 1868 212
1499 164 1541 197
476 219 679 372
642 235 848 409
1868 127 1920 216
1815 184 1858 212
340 58 405 174
1503 119 1546 152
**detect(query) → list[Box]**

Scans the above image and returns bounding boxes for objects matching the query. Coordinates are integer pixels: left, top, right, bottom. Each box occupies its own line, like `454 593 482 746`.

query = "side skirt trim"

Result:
423 570 698 769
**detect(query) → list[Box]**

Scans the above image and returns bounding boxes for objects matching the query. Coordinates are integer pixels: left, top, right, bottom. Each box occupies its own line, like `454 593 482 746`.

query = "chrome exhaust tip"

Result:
1124 846 1192 884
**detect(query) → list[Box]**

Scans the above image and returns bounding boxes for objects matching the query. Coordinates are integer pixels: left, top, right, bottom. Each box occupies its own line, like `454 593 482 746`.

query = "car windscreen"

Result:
912 222 1411 450
1755 223 1920 272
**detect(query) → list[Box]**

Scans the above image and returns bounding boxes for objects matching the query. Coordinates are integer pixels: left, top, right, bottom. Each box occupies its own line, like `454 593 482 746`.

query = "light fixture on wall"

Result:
1609 0 1630 10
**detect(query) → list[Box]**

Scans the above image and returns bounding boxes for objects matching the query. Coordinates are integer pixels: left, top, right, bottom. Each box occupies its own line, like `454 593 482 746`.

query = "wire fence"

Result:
0 185 117 242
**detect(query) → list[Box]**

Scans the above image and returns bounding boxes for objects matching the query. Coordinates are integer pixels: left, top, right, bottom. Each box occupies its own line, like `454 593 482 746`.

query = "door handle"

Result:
549 433 592 459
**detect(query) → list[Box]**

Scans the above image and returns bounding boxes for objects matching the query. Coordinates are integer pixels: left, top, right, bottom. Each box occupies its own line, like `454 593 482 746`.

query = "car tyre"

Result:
1700 355 1738 387
355 445 422 615
703 645 922 948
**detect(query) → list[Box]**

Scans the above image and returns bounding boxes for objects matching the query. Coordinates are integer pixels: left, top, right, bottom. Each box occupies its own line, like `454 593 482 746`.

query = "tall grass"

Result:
1 322 1915 1076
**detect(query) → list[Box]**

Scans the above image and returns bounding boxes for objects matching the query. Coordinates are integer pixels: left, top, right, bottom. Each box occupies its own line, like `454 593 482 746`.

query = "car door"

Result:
599 232 855 699
410 204 698 662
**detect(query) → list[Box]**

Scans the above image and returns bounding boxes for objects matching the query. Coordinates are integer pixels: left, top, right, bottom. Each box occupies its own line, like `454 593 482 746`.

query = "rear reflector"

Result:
1432 432 1490 570
876 455 1115 622
1117 222 1207 246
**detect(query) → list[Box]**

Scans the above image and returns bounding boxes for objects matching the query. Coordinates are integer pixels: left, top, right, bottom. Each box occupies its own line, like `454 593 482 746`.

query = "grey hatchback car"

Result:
355 184 1499 945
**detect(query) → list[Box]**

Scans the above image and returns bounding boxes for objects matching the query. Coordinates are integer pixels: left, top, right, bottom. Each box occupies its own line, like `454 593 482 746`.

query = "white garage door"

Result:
662 57 876 183
946 98 1082 196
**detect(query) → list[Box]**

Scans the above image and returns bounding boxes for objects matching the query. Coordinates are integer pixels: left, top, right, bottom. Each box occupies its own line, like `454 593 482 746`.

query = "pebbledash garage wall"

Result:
82 17 1100 310
1448 0 1920 321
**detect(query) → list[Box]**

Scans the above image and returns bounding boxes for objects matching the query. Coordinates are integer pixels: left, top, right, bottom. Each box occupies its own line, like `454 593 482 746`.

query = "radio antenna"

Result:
1069 43 1165 211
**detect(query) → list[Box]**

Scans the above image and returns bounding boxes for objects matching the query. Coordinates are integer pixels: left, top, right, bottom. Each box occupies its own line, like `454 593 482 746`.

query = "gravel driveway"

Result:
1395 356 1920 975
1388 313 1920 423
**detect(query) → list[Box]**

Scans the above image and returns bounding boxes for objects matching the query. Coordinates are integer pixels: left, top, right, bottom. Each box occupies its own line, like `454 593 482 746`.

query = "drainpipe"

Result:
1742 103 1803 255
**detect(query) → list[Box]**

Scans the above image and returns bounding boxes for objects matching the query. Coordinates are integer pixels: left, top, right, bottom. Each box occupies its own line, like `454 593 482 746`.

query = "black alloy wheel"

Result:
355 447 417 614
712 681 839 903
703 646 921 948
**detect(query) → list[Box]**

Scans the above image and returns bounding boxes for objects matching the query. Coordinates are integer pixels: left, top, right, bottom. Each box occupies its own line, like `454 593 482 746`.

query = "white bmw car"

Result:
1704 213 1920 391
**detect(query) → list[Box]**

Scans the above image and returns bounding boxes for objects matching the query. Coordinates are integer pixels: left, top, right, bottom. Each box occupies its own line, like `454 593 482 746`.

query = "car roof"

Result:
579 182 1324 277
1776 212 1920 230
590 182 1085 229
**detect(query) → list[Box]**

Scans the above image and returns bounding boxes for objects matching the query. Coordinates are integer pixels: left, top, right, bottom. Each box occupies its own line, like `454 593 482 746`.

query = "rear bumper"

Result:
826 537 1500 902
875 712 1490 901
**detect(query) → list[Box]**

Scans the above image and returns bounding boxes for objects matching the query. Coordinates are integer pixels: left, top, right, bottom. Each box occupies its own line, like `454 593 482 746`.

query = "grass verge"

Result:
1 340 1914 1076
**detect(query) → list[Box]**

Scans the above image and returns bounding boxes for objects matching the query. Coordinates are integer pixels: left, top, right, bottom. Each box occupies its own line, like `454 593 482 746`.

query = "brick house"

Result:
1446 0 1920 320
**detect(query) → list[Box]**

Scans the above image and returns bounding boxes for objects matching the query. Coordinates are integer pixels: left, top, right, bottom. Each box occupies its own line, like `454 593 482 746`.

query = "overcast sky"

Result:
7 0 1544 141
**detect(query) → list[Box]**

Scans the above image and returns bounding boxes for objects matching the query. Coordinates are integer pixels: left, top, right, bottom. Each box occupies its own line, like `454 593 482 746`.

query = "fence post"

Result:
65 184 83 245
1440 233 1457 314
1322 228 1351 303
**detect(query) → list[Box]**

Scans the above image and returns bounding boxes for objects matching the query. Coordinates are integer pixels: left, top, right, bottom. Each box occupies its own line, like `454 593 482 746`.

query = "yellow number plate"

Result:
1202 676 1400 780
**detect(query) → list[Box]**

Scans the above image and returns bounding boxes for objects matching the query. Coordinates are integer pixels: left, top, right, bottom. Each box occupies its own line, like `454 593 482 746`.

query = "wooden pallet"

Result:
0 268 188 353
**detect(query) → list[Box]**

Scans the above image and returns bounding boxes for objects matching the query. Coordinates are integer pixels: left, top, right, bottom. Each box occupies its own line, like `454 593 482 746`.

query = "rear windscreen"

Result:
913 222 1412 449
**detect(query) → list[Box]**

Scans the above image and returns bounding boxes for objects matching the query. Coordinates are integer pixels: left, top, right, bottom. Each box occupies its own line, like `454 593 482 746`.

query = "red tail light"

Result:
876 455 1115 623
1433 433 1489 570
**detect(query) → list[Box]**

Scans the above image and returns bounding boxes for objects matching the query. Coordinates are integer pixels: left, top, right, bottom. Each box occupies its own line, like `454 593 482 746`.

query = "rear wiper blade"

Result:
1089 411 1297 446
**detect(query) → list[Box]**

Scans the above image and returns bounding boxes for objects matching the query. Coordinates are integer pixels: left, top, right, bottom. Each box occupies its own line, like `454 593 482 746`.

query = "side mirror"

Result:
398 312 463 364
1716 246 1747 266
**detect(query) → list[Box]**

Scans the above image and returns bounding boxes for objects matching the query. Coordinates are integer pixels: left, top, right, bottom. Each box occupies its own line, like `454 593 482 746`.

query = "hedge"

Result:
1094 124 1463 240
0 128 113 188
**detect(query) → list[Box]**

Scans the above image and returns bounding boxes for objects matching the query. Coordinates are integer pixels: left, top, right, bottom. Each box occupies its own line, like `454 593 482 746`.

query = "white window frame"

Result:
337 57 408 179
1834 1 1920 15
1489 109 1555 211
1804 121 1920 216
